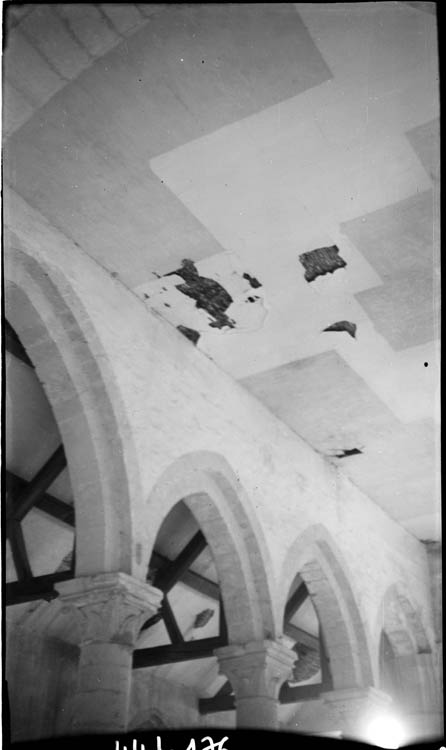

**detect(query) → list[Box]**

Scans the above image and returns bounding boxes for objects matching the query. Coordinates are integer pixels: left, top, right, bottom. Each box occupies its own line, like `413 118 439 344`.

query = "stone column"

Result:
55 573 163 735
322 686 392 739
215 639 296 729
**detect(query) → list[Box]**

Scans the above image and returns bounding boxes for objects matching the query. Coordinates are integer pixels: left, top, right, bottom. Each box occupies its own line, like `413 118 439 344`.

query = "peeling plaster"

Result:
243 272 262 289
332 448 363 458
177 325 200 345
323 321 357 339
299 245 347 283
166 259 235 329
136 253 268 336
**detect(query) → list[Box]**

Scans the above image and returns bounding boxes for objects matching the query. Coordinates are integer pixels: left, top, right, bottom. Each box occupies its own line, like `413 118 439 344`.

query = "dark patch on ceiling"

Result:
177 325 201 345
246 295 261 304
299 245 347 282
243 272 262 289
333 448 363 458
167 259 235 329
193 608 215 629
323 321 357 339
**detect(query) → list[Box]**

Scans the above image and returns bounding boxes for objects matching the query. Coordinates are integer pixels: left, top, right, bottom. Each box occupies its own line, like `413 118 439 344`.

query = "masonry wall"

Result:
6 618 78 741
5 189 436 680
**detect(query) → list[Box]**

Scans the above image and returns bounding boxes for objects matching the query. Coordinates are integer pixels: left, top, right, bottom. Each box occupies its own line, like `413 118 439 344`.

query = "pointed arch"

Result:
377 583 433 657
279 524 374 689
144 451 278 643
5 245 142 576
375 583 438 724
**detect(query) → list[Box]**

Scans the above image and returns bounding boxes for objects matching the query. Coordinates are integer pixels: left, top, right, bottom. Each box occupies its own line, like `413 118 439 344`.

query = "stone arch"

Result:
377 583 432 658
5 246 142 577
375 583 437 716
279 524 374 689
144 451 278 643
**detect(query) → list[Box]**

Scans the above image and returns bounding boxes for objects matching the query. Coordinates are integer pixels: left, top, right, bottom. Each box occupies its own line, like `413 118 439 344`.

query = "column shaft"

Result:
56 573 163 734
73 642 133 733
215 639 296 730
235 696 278 729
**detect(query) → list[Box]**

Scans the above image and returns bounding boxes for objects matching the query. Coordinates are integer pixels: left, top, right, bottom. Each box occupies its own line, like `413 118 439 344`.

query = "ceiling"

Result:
4 2 440 544
3 2 439 725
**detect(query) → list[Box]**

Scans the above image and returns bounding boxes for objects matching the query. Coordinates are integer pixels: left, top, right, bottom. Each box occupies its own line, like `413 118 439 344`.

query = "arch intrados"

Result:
378 584 432 658
145 453 277 643
5 247 140 577
376 586 437 718
280 524 374 689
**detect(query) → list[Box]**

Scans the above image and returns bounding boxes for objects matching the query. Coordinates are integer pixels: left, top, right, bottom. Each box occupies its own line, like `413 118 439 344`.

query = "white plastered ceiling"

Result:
4 3 439 542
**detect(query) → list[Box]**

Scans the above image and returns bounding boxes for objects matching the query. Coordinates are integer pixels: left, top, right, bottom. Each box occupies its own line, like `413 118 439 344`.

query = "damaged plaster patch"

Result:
177 325 200 345
323 321 357 339
193 608 215 629
243 272 262 289
332 448 363 458
166 259 235 329
299 245 347 282
135 252 267 337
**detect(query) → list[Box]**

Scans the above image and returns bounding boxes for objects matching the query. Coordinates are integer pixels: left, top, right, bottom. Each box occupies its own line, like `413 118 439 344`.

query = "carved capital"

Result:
55 573 163 647
215 639 296 700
